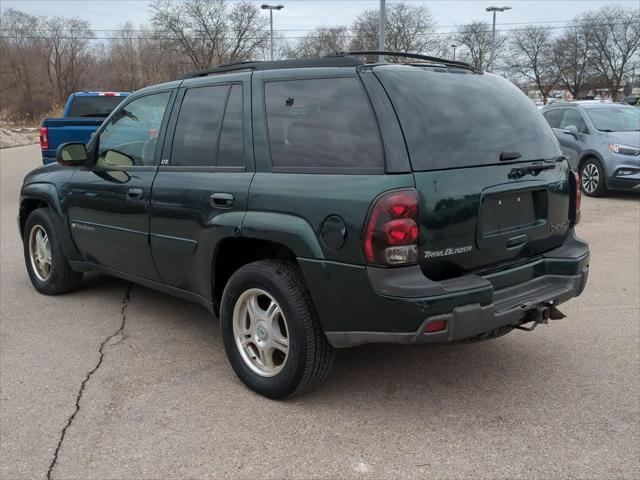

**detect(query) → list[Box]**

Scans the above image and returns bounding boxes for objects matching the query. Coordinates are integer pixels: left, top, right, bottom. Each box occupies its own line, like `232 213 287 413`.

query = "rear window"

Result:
375 66 562 170
265 77 383 172
67 95 125 117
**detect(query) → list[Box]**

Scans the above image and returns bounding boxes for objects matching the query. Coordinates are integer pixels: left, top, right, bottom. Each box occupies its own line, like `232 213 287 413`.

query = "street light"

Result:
486 5 511 72
262 4 284 61
451 43 457 61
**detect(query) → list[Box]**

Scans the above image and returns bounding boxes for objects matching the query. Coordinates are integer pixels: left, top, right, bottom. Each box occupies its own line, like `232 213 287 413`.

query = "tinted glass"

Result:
68 95 125 117
218 85 244 167
586 107 640 132
376 66 562 170
543 109 563 128
265 77 383 172
171 85 228 167
97 92 170 167
560 109 587 133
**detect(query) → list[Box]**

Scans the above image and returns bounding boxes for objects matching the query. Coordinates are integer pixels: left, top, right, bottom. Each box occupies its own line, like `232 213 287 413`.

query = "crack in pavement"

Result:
46 283 133 480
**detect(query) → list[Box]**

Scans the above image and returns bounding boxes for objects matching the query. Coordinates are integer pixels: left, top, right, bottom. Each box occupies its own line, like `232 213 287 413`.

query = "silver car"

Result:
541 102 639 196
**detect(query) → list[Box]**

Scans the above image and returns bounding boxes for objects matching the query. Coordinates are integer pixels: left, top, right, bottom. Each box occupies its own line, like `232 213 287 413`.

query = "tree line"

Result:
1 0 638 123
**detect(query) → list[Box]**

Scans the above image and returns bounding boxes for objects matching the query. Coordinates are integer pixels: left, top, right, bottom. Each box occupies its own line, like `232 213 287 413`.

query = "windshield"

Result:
374 66 562 170
586 107 640 132
67 96 125 117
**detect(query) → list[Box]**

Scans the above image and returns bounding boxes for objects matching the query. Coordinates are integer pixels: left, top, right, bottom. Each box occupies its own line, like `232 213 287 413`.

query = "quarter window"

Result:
97 92 171 167
218 85 244 167
264 77 383 172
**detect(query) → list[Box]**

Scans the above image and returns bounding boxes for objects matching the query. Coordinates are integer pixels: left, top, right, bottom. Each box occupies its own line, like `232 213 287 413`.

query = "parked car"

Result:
622 95 640 106
541 102 640 196
39 91 129 164
19 53 589 398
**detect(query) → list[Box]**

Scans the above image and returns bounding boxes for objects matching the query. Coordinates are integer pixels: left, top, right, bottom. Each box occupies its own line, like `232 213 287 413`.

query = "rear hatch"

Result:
375 65 573 280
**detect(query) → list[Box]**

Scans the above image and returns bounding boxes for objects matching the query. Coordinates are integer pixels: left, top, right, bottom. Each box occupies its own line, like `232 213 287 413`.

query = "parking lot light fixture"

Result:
486 5 511 72
261 4 285 61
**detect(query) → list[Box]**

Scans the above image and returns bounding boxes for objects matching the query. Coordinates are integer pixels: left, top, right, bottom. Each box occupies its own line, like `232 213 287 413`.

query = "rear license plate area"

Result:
479 190 547 237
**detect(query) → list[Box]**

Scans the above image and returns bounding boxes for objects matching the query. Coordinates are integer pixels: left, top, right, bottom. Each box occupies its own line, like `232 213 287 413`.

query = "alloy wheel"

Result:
29 225 52 281
232 288 289 377
582 163 600 194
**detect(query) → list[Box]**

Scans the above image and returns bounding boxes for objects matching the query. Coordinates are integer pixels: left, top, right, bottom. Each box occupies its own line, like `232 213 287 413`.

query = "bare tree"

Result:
43 16 95 102
349 2 438 60
226 2 269 62
582 6 640 101
151 0 267 69
0 9 48 121
287 26 349 59
555 20 593 100
507 26 562 104
454 21 503 71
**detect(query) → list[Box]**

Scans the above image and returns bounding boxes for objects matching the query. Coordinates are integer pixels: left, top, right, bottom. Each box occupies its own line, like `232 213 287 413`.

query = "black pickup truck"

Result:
19 53 589 399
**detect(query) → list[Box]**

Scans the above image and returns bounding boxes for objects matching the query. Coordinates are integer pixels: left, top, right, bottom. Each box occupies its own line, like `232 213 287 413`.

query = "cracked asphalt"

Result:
1 145 639 479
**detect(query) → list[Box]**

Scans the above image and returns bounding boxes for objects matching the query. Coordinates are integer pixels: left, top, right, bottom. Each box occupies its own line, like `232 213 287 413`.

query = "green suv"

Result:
19 52 589 398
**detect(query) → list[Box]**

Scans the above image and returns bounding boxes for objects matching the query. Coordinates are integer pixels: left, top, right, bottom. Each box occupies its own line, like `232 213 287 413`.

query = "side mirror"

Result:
562 125 580 139
56 142 87 166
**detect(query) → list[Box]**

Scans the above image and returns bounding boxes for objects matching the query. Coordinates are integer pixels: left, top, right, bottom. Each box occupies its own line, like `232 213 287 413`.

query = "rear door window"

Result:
170 85 228 167
264 77 383 172
375 66 562 170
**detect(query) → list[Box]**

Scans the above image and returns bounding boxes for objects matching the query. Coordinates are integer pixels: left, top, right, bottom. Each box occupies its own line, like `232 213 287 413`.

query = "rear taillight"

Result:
363 189 419 266
573 170 581 225
39 126 48 150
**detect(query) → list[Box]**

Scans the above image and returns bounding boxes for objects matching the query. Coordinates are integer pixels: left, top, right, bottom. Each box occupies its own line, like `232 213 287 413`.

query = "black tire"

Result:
220 260 334 399
580 158 607 197
23 208 83 295
463 325 515 343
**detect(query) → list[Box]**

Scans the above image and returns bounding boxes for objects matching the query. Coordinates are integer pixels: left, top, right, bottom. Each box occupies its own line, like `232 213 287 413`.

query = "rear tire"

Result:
580 158 607 197
23 208 83 295
220 260 334 399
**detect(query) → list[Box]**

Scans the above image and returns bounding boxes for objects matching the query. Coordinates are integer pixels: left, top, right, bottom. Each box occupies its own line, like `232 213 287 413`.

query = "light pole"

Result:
451 44 457 61
486 5 511 72
379 0 386 63
261 4 284 61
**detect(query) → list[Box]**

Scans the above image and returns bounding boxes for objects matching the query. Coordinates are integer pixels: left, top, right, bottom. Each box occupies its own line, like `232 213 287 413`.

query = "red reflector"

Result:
39 126 48 150
425 320 447 333
383 218 418 245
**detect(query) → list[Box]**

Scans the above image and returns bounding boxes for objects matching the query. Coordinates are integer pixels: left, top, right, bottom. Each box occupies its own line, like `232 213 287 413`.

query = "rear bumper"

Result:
299 231 589 348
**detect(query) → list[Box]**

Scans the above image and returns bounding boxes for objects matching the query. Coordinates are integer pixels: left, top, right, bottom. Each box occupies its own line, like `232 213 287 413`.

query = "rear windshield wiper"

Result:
508 160 556 180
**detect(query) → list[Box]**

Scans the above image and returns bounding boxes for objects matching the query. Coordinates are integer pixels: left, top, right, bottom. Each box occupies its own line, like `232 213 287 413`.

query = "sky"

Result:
1 0 637 39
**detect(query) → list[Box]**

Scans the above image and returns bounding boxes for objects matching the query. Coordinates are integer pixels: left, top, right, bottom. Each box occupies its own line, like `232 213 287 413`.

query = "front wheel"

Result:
580 159 607 197
23 208 83 294
220 260 334 399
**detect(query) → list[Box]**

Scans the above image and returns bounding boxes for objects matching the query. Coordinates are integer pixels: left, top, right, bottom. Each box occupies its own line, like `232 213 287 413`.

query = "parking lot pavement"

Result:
1 145 639 479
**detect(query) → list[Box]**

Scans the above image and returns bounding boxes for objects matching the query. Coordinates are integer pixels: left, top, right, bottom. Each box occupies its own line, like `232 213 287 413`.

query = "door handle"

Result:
210 193 235 209
126 187 144 200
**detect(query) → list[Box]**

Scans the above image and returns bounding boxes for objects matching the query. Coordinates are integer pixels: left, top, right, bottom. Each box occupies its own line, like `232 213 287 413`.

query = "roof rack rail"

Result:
179 56 363 79
332 51 481 73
